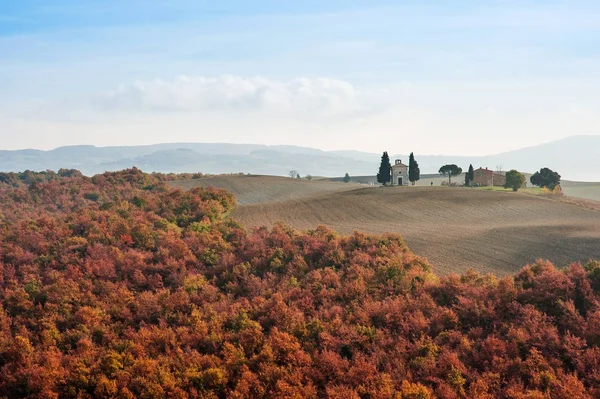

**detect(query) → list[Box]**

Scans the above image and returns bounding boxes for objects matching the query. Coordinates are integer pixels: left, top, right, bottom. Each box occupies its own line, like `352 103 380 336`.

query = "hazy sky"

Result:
1 0 600 155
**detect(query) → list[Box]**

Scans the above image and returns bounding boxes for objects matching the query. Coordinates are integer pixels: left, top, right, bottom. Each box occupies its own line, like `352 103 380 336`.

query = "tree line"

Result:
374 153 561 192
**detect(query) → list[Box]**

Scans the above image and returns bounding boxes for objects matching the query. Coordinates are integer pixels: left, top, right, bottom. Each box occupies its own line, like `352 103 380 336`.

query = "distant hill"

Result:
1 135 599 181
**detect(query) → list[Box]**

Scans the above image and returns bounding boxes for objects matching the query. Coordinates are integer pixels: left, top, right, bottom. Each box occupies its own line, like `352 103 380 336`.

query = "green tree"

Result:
376 152 392 185
438 164 463 185
408 152 420 185
343 173 351 183
530 167 561 190
504 169 526 191
465 164 475 186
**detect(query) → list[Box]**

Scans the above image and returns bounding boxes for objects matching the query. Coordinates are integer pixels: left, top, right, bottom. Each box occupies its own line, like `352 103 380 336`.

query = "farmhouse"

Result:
391 159 409 186
473 167 506 186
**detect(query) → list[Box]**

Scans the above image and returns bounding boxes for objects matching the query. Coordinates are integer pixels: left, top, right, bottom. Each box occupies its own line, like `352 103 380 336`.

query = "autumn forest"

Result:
1 169 600 398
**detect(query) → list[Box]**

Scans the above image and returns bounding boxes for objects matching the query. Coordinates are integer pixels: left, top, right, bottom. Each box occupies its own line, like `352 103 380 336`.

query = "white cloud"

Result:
2 75 600 157
91 75 385 119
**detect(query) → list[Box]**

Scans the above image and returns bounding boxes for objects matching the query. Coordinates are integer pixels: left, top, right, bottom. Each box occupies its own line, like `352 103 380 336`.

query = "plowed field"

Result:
173 176 600 275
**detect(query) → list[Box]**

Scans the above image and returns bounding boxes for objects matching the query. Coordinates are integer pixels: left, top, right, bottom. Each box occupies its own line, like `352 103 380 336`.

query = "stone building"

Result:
391 159 409 186
473 167 506 187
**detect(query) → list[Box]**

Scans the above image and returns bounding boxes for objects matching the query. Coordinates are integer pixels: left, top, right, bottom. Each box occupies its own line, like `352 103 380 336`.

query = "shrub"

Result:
541 185 563 196
0 170 598 398
504 170 526 191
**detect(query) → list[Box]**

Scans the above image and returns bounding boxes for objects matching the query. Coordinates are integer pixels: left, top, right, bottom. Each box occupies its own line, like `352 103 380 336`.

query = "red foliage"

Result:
0 169 599 398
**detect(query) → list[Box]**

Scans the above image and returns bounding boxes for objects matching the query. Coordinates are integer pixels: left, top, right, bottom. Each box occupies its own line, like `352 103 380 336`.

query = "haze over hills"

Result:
0 135 598 181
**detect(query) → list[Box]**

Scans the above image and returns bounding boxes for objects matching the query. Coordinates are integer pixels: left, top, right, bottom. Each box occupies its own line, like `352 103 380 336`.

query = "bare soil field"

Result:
169 175 362 205
561 183 600 202
173 176 600 275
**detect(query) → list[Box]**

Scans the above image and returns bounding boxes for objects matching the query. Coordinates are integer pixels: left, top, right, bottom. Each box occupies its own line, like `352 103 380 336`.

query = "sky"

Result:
1 0 600 155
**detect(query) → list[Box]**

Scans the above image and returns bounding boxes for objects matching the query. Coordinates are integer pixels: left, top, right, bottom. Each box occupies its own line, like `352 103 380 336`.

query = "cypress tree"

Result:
376 152 392 185
409 152 420 185
468 164 474 184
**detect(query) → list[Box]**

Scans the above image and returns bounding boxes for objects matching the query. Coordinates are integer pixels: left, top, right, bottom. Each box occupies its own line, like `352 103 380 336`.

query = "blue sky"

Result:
1 0 599 154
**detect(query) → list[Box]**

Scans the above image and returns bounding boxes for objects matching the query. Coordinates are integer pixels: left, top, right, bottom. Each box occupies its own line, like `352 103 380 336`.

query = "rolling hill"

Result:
3 169 600 398
169 174 362 205
1 135 600 181
173 175 600 275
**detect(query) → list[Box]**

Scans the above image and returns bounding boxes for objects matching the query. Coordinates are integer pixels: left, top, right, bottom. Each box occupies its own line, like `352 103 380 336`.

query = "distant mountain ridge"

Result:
1 136 598 181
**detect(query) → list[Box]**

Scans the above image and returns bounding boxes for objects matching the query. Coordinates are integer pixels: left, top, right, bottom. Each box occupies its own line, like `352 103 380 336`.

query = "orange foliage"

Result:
0 169 599 398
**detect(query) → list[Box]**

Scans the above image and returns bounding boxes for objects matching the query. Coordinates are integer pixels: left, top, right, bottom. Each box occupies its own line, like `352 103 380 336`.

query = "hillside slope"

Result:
3 170 600 398
178 176 600 275
169 175 362 205
2 135 600 180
